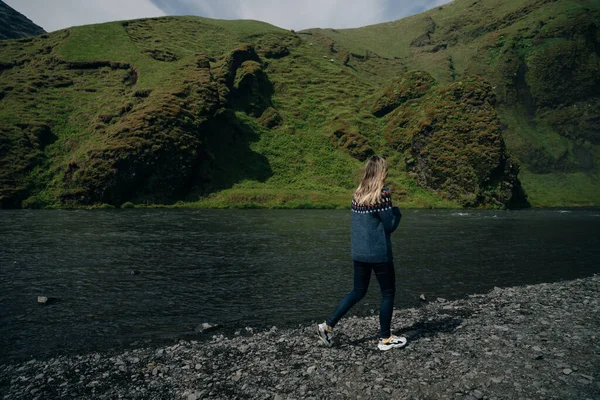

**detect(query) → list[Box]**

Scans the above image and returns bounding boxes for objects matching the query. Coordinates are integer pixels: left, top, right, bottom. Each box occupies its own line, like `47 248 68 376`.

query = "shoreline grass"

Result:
34 187 597 210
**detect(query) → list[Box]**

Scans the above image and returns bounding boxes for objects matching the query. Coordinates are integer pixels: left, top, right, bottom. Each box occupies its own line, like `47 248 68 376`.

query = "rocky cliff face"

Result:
382 73 528 208
44 46 275 207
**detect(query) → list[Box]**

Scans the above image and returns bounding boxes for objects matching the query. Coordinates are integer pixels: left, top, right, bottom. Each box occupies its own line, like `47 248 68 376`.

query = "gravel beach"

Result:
1 275 599 399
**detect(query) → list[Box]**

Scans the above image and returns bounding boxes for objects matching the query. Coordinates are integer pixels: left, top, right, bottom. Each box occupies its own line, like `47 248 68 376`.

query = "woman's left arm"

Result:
379 205 401 233
378 189 401 233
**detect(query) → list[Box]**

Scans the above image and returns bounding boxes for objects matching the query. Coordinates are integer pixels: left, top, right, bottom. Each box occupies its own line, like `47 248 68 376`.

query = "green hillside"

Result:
0 1 45 40
0 0 598 209
304 0 600 207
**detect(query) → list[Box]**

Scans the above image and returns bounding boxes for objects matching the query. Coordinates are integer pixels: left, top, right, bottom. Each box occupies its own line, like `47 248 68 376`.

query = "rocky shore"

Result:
1 275 599 399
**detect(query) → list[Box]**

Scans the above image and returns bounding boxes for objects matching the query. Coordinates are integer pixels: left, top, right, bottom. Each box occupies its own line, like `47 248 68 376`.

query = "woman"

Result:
318 155 406 351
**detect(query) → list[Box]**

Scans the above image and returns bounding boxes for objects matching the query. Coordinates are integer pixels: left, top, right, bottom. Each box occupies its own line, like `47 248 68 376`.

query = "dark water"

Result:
1 208 599 363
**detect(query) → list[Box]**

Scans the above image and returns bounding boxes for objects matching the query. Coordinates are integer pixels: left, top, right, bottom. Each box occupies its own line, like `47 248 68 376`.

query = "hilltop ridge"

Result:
0 1 45 40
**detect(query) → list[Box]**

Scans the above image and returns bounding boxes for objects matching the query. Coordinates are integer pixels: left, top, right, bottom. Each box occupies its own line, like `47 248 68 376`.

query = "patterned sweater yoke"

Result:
351 190 393 214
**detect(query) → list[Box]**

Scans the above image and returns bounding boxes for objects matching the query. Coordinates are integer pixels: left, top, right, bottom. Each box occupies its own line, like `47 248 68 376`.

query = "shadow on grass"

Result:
186 109 273 200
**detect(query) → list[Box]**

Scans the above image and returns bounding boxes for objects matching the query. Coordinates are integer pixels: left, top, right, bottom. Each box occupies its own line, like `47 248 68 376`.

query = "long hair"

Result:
354 155 388 205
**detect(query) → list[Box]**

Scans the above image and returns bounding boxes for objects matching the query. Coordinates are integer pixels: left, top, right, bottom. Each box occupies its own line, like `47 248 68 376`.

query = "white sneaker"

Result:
317 322 334 347
378 335 407 351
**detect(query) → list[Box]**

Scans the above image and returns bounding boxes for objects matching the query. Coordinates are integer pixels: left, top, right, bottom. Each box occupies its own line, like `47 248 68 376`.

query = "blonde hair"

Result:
354 155 388 205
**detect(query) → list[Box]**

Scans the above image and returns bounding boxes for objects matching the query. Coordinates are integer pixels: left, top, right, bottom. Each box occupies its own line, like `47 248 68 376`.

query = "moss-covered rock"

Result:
215 44 262 89
211 44 275 117
33 55 224 206
372 71 436 117
258 107 282 128
386 76 528 208
231 60 274 117
0 28 279 209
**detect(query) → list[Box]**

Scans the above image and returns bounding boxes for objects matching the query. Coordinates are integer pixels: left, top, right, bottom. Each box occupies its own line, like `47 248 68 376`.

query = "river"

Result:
1 208 599 363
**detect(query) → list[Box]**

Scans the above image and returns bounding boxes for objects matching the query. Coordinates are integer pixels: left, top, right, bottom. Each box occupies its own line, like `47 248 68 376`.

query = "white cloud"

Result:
5 0 167 32
235 0 387 30
159 0 454 30
150 0 393 30
169 0 224 19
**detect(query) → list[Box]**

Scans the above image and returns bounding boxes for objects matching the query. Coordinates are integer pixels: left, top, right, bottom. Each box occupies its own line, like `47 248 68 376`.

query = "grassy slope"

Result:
1 16 458 209
303 0 600 207
183 19 458 209
0 0 598 208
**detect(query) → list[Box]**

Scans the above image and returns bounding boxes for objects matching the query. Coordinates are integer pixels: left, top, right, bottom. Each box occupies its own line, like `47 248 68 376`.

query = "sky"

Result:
5 0 453 33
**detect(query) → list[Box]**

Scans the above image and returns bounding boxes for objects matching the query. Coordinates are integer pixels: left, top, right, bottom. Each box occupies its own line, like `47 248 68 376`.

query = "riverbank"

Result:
1 275 598 399
28 187 462 210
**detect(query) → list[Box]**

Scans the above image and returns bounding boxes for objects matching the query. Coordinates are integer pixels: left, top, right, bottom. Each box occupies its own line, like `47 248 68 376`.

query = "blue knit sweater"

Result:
350 188 401 263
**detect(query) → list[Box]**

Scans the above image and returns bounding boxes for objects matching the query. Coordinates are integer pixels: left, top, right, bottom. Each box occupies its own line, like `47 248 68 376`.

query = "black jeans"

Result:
326 260 396 338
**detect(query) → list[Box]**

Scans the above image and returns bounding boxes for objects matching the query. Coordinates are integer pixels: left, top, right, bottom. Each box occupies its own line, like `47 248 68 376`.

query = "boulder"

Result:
37 296 56 305
195 323 221 333
258 107 282 129
385 76 529 208
231 60 274 117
